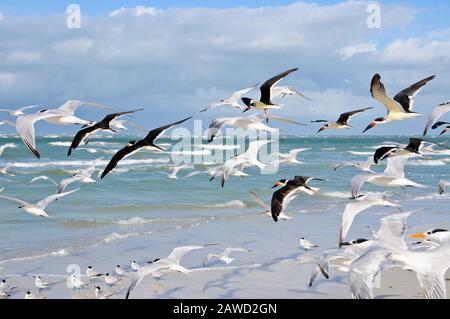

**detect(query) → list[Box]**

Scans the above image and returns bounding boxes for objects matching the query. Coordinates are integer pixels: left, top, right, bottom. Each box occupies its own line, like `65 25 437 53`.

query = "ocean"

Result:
0 134 449 298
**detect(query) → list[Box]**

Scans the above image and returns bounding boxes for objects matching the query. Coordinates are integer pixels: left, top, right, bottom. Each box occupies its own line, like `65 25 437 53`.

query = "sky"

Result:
0 1 450 136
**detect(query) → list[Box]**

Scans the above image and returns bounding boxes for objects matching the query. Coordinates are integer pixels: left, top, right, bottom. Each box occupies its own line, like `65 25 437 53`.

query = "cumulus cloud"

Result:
0 1 447 135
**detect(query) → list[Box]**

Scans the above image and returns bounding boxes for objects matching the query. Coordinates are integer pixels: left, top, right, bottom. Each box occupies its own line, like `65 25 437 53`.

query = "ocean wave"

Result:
347 151 373 156
102 232 140 243
408 160 447 166
170 150 211 156
8 158 171 169
197 144 240 150
200 200 246 208
321 147 336 151
48 142 71 147
321 191 350 199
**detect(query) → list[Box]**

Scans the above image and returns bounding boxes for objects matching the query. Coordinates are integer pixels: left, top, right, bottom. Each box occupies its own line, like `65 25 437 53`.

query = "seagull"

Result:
24 291 36 299
15 100 111 158
241 68 299 118
115 265 125 276
126 244 217 299
130 260 141 271
220 140 269 188
95 286 113 299
334 156 375 173
423 101 450 136
159 163 193 179
350 157 426 198
0 105 40 117
314 107 373 133
57 159 101 193
29 175 58 186
33 275 50 291
200 84 259 112
438 180 450 195
0 143 16 157
338 193 400 247
363 74 435 132
271 176 324 222
272 85 311 100
0 188 79 217
203 247 252 266
101 117 192 179
67 109 143 156
299 238 319 251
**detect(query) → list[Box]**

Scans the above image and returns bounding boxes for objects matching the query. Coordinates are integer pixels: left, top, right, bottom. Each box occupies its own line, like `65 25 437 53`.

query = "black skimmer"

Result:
423 101 450 136
200 83 259 112
67 109 143 156
270 176 324 222
314 107 373 133
241 68 298 120
363 73 435 132
100 117 192 179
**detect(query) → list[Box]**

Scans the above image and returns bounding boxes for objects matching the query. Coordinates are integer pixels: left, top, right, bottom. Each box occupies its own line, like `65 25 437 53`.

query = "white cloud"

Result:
0 11 3 21
6 51 42 64
109 6 158 17
336 42 377 60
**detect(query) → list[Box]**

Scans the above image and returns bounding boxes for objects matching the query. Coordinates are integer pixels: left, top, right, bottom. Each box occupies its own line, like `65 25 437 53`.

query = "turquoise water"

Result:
0 135 449 272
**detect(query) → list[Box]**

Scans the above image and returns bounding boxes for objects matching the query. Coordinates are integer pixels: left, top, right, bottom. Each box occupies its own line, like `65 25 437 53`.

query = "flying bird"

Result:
201 84 259 112
334 156 375 173
203 247 252 266
423 101 450 136
57 159 102 193
67 109 143 156
241 68 299 118
363 74 435 132
314 107 373 133
0 105 40 117
272 86 311 100
101 117 192 179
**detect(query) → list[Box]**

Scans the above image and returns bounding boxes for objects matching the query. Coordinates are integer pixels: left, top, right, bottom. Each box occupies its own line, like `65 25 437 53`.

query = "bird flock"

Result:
0 68 450 299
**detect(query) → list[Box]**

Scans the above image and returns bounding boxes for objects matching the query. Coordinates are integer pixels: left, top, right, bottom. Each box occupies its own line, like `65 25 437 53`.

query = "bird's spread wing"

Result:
393 75 435 112
167 245 210 264
370 74 404 114
373 146 397 164
230 84 259 101
101 143 142 179
337 107 373 124
0 194 29 206
350 174 377 198
58 100 113 115
36 188 79 210
249 191 270 210
383 157 406 178
265 114 307 126
207 118 230 142
68 125 100 156
144 117 192 144
423 101 450 135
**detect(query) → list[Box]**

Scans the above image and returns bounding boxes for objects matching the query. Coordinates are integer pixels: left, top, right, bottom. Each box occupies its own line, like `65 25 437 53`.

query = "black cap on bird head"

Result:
272 179 288 188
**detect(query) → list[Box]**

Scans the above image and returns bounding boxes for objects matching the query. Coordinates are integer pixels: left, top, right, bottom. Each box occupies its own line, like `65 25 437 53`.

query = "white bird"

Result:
0 290 10 299
0 143 16 157
208 165 249 182
0 105 40 117
220 140 269 188
24 291 36 299
159 163 193 179
42 100 112 126
0 188 79 217
95 286 113 299
34 276 50 291
350 157 426 198
29 175 58 186
339 193 400 247
200 84 259 112
130 260 141 271
363 74 435 132
278 148 310 165
0 279 16 293
104 273 120 286
115 265 125 276
126 244 216 299
423 101 450 136
203 247 252 266
272 85 311 100
438 180 450 195
86 266 102 280
409 229 450 246
68 274 86 289
299 238 319 251
57 159 101 193
334 156 375 173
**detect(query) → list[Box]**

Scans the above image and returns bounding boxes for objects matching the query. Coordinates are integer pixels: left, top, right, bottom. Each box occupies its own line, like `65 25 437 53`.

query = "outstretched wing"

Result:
36 188 79 210
393 75 435 112
143 117 192 144
337 107 373 125
260 68 298 105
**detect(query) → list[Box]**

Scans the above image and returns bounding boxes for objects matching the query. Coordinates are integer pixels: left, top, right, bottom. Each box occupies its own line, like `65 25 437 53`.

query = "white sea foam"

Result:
8 158 171 168
347 151 373 156
321 191 350 199
197 144 240 150
48 142 71 147
200 200 246 208
321 147 336 151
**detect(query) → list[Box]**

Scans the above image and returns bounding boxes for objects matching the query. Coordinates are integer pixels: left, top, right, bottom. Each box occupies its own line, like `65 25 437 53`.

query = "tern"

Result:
33 275 50 291
241 68 299 118
313 107 373 133
220 140 269 188
67 109 143 156
409 229 450 245
299 238 319 251
29 175 58 186
423 101 450 136
159 163 193 180
338 193 399 247
201 84 259 112
0 188 79 217
272 85 311 100
278 148 310 165
101 117 192 179
86 266 103 281
350 157 426 198
68 274 87 289
208 165 249 182
0 105 40 117
130 260 141 271
271 176 324 222
115 265 125 276
24 291 37 299
334 156 375 173
438 180 450 195
363 74 435 132
104 273 120 286
0 143 16 157
95 286 113 299
57 159 101 193
126 244 217 299
0 279 16 293
203 248 252 266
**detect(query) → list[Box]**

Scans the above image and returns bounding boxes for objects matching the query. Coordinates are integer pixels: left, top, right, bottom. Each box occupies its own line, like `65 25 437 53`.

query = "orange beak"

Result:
272 181 283 188
409 232 427 239
363 122 376 133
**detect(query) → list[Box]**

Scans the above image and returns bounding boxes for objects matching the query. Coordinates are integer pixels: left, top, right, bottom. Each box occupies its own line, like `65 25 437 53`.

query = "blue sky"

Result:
0 1 450 136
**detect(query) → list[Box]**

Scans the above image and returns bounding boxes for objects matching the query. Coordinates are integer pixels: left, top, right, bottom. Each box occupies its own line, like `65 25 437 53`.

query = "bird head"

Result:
341 238 368 246
409 228 448 238
317 124 329 133
363 117 384 133
272 179 288 188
